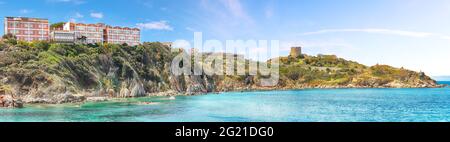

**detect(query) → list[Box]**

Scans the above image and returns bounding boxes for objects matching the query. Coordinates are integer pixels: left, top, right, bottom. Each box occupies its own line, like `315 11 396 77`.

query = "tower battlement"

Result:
289 47 302 58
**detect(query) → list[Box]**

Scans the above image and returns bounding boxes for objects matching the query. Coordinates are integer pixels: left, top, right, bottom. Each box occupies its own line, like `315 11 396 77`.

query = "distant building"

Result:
50 30 75 44
4 17 49 41
104 26 140 46
63 22 105 44
63 22 141 45
289 47 302 58
3 17 141 45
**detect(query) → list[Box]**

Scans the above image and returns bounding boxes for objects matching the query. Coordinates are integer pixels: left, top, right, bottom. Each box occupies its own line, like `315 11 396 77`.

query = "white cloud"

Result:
139 0 154 8
19 9 32 14
440 36 450 40
197 0 255 39
90 12 103 19
69 18 77 22
186 27 196 32
201 0 253 23
160 7 168 11
68 12 84 22
137 21 173 31
220 0 245 18
75 12 84 18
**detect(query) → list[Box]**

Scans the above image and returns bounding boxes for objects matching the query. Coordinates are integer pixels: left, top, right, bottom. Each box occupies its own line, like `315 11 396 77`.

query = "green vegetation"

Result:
0 37 440 103
50 22 65 30
2 33 17 45
278 55 363 86
277 54 436 87
0 37 176 98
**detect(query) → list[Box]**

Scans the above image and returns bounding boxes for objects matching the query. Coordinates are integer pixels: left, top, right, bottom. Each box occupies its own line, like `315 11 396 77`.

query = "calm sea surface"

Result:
1 82 449 122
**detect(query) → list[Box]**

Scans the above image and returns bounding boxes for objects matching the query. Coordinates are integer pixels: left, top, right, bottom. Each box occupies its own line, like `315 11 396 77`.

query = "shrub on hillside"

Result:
0 41 6 51
30 41 50 51
2 34 17 45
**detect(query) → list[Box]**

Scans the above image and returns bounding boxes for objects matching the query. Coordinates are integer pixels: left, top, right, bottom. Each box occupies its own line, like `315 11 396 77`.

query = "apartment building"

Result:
3 17 141 45
63 22 106 44
50 30 75 44
104 26 140 46
4 17 49 41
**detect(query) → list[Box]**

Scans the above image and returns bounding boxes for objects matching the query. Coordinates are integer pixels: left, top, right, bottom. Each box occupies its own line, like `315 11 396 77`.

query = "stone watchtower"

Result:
289 47 302 58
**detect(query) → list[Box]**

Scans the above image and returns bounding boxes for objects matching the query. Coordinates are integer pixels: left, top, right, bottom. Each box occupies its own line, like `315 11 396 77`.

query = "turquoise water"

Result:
1 82 450 122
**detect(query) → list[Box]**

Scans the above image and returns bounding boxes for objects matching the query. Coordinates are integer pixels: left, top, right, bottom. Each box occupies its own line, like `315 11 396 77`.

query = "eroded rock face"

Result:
119 87 130 98
168 74 216 95
55 93 86 104
118 80 146 98
0 42 445 106
0 42 177 104
0 95 23 108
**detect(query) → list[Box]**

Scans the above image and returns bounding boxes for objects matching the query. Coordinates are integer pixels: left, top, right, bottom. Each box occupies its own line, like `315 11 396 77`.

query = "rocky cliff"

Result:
0 40 444 107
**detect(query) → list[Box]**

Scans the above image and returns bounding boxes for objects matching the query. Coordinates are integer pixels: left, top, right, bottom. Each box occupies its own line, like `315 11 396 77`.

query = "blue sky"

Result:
1 0 450 77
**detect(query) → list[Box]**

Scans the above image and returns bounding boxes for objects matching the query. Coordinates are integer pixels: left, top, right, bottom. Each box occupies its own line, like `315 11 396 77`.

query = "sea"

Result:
1 82 449 122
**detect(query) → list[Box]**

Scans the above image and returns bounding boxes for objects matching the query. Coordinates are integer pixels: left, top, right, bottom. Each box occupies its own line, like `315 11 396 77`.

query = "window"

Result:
77 26 85 31
8 30 18 34
88 27 96 32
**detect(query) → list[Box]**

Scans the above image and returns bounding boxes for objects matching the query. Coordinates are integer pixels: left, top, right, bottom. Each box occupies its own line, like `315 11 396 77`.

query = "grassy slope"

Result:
276 54 437 88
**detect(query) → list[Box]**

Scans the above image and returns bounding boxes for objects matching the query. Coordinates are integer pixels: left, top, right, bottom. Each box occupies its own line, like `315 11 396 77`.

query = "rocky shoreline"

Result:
0 90 181 108
1 84 446 109
0 95 23 108
0 42 445 108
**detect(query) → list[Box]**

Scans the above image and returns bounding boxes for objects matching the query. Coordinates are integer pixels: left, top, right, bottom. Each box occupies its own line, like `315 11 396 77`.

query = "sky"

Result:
1 0 450 77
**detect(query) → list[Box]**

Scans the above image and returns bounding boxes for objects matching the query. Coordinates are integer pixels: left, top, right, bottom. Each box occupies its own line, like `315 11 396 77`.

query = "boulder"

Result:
86 97 109 102
130 83 146 97
0 95 24 108
119 87 130 98
55 93 86 104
